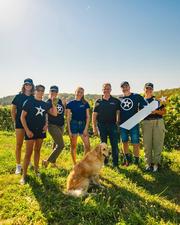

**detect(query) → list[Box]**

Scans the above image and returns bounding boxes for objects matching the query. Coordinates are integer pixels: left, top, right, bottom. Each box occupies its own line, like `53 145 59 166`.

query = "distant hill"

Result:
0 88 179 106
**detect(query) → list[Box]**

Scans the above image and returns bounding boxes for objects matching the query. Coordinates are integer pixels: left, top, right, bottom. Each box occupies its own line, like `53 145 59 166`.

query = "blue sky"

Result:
0 0 179 97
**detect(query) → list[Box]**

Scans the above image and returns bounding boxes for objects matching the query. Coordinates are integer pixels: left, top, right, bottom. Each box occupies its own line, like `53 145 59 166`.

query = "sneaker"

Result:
20 177 26 185
35 171 41 177
15 165 22 175
153 164 158 172
145 165 152 172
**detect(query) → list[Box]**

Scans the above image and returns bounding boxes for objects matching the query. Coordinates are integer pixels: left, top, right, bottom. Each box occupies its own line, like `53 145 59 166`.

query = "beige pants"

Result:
142 119 165 165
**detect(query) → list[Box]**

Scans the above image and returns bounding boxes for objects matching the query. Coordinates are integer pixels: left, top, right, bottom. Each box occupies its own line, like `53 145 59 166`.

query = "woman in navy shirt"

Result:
66 87 90 165
20 85 57 184
11 78 34 175
42 85 65 168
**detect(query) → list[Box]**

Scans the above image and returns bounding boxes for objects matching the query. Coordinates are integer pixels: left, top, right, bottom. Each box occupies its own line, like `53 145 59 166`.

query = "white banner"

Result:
120 100 159 130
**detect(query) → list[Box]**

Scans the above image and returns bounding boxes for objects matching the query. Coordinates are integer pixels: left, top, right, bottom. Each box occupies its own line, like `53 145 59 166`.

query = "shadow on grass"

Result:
27 166 179 225
119 165 180 205
100 176 180 225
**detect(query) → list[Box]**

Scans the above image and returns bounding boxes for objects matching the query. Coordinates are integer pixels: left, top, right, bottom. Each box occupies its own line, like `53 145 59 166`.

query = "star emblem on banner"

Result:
121 98 133 111
57 104 63 114
35 106 45 116
159 96 167 102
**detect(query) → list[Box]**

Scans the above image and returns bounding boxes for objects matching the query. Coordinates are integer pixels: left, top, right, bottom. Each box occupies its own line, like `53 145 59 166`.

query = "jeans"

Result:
98 123 119 166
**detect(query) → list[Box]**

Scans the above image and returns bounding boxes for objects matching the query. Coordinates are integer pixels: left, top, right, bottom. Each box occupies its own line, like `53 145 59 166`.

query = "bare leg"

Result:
133 144 139 157
70 135 78 165
34 139 43 173
122 142 129 154
15 129 25 164
80 134 90 155
22 140 34 179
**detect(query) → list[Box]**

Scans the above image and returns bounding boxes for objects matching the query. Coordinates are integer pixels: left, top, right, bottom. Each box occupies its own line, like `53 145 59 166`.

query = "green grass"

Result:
0 131 179 225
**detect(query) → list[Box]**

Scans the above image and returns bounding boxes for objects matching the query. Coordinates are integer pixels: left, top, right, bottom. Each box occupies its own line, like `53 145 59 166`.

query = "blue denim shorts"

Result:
120 124 140 144
70 120 86 135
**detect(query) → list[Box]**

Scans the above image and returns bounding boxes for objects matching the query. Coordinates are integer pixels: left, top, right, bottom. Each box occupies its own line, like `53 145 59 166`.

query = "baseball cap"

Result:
24 78 33 85
120 81 129 87
50 85 59 93
144 82 154 89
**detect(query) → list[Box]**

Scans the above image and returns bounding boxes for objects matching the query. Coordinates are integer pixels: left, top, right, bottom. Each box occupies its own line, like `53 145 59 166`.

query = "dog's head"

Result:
98 142 109 158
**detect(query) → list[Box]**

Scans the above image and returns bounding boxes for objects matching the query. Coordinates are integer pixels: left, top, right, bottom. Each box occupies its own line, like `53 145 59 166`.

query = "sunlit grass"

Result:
0 131 179 225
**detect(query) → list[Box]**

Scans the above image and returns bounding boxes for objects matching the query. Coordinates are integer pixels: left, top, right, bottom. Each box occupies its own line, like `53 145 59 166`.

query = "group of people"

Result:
11 78 166 185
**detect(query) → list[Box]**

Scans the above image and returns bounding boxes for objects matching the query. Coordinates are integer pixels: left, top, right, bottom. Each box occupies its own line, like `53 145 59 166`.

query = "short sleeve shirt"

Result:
119 93 147 124
12 93 33 125
144 96 164 120
47 98 65 126
22 98 52 132
93 96 120 124
66 100 90 121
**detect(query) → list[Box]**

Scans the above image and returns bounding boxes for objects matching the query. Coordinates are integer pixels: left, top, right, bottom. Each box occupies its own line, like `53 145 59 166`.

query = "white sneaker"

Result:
15 165 22 175
20 177 26 185
153 164 158 172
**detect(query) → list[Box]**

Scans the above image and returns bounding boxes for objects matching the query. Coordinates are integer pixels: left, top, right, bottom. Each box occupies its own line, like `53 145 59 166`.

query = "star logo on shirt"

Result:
121 98 133 111
35 106 45 116
57 104 63 114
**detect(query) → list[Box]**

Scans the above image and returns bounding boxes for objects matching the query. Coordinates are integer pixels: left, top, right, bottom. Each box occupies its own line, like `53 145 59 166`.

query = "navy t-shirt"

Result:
47 98 64 126
22 98 52 133
144 96 164 120
93 96 120 124
12 93 33 126
119 93 147 124
66 100 90 122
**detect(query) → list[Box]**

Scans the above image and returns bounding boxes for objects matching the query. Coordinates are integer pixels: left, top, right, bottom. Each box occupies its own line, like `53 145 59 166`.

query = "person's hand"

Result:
26 129 34 138
151 110 158 114
93 127 98 136
43 124 48 132
68 131 73 138
83 129 88 137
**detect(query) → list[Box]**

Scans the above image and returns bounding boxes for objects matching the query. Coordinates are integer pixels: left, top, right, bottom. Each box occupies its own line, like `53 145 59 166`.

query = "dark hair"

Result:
20 84 35 96
35 84 45 91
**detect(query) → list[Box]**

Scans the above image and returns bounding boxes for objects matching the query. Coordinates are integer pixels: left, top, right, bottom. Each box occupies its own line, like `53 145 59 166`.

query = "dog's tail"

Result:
65 189 87 197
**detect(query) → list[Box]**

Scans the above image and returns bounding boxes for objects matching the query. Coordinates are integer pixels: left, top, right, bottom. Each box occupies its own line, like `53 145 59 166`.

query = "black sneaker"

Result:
145 165 153 172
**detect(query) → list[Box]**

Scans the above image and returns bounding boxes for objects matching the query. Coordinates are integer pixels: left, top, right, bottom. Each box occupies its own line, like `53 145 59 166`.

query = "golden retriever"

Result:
66 143 109 197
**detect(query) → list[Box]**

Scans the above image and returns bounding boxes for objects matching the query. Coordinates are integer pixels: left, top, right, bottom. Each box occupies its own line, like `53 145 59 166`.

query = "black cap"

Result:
24 78 33 85
120 81 129 87
50 85 59 92
144 82 154 89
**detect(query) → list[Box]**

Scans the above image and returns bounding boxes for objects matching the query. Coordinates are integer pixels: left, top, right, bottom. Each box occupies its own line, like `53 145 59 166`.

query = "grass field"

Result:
0 131 179 225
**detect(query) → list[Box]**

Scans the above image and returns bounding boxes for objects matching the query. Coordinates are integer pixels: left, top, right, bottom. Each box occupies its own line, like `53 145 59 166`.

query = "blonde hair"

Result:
75 87 87 104
102 83 111 89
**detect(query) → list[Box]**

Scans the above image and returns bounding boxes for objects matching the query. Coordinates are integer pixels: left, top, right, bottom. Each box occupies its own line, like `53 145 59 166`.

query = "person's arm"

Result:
116 110 120 125
139 95 148 110
92 112 98 136
48 98 58 117
43 113 48 132
66 109 72 137
83 108 90 136
152 107 166 116
11 104 17 123
21 110 34 138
